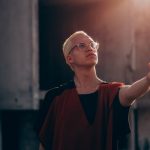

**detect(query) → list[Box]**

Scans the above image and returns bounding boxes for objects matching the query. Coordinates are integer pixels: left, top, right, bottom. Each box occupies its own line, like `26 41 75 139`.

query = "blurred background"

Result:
0 0 150 149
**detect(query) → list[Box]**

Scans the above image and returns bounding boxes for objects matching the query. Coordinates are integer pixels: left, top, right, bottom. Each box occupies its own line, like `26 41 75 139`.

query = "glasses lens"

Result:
91 42 99 50
78 43 86 49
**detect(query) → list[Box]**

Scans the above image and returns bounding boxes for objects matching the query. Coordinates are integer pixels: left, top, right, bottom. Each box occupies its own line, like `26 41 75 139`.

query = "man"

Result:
37 31 150 150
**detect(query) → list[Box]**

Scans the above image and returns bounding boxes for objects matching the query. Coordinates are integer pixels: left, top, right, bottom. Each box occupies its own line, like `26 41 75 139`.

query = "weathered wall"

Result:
0 0 39 110
0 0 39 149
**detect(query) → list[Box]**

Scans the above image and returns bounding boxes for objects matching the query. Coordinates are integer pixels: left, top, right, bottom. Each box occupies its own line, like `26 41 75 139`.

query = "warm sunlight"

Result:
135 0 150 7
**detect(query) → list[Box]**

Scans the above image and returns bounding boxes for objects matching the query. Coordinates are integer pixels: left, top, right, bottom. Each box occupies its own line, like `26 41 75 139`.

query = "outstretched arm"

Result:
119 63 150 107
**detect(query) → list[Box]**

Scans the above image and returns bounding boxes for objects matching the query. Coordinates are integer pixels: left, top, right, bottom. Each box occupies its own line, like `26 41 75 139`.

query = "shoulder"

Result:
99 82 124 90
107 82 124 88
42 80 75 110
35 80 75 134
98 82 125 108
45 80 75 100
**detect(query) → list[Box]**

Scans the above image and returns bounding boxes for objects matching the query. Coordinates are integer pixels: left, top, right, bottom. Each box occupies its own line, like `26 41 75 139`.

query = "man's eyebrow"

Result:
79 41 93 44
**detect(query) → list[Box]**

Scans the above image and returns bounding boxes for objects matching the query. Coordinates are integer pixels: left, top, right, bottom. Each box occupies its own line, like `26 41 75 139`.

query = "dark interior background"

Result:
39 0 108 90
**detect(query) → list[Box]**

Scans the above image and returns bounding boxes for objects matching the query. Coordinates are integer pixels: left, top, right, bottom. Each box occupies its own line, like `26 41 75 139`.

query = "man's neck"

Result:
73 67 103 94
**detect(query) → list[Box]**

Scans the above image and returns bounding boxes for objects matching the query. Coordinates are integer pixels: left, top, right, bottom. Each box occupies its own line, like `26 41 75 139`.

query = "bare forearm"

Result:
126 76 150 100
120 75 150 106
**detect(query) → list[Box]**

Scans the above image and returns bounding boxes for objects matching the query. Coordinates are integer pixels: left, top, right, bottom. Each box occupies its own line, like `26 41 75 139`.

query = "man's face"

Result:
66 34 99 69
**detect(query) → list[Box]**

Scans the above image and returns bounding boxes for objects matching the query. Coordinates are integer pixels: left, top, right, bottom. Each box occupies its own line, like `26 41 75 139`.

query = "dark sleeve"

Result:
34 88 58 136
113 89 130 139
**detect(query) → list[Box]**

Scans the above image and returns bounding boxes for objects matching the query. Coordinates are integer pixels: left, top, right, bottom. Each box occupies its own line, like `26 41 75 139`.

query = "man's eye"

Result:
78 43 86 49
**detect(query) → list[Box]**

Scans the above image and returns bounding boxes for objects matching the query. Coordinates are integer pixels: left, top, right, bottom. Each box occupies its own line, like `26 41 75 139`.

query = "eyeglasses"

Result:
69 41 99 54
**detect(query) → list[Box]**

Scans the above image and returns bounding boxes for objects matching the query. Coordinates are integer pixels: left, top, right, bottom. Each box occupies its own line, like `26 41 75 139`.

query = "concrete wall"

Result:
0 0 39 110
0 0 39 149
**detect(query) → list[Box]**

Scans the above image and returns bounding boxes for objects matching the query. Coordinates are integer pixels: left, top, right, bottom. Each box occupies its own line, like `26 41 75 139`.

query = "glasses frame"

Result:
69 41 99 55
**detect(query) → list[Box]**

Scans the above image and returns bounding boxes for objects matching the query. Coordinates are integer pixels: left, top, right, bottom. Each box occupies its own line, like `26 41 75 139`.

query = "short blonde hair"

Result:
62 31 90 58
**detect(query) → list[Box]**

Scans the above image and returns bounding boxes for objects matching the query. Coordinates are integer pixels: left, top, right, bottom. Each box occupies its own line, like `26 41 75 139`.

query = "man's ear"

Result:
66 55 73 64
